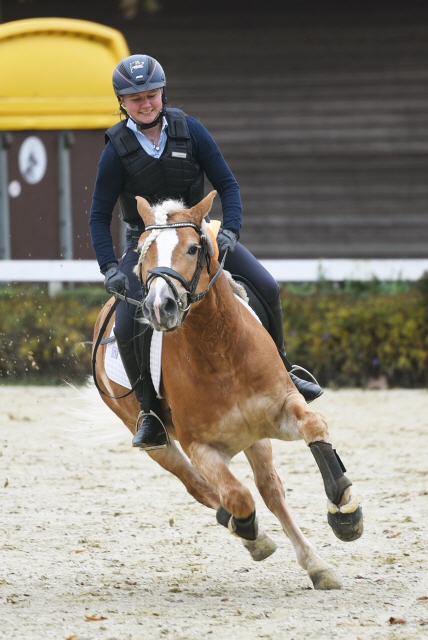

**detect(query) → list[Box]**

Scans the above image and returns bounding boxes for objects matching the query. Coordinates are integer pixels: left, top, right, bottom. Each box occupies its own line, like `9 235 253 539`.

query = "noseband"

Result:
138 221 227 313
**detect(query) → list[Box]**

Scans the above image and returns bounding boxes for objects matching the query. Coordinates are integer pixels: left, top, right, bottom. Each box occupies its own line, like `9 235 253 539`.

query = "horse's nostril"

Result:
163 297 177 316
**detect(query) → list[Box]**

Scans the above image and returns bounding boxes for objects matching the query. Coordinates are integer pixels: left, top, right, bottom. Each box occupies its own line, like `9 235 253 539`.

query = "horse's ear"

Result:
191 190 217 225
136 196 155 225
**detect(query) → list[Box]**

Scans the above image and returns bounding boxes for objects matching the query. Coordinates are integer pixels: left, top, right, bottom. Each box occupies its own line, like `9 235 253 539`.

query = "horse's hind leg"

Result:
188 442 277 561
245 439 342 590
284 396 363 542
147 440 220 509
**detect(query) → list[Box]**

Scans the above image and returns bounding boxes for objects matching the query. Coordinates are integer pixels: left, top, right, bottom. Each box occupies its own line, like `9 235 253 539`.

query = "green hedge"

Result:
0 286 103 384
1 280 427 387
283 282 428 387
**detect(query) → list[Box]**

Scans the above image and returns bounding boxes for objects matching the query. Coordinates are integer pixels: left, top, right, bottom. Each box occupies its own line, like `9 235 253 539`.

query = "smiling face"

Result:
120 88 163 126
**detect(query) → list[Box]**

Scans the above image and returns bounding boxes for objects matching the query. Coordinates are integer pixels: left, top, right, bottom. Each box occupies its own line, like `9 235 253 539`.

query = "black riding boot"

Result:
114 332 169 450
268 297 323 403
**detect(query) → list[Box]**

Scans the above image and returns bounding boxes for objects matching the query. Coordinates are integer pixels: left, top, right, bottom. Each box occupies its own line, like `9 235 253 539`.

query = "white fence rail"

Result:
0 259 427 283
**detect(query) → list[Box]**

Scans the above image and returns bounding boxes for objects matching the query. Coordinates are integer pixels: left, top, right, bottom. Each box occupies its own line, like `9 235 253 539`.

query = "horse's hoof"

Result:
310 569 342 590
242 532 278 561
327 505 363 542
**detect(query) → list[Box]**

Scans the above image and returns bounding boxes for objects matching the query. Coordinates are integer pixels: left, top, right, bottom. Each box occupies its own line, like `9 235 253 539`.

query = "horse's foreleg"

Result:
147 440 220 510
284 396 363 542
245 439 341 590
188 443 254 518
187 442 277 561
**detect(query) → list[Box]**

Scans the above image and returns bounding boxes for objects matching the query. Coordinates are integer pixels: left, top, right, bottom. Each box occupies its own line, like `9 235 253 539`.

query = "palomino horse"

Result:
93 191 363 590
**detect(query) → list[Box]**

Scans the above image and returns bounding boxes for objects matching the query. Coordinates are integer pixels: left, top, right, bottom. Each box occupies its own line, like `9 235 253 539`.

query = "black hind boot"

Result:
269 297 323 403
115 333 169 450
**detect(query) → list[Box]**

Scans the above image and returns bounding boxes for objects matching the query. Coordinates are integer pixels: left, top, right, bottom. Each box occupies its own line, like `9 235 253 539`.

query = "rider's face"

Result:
120 89 163 125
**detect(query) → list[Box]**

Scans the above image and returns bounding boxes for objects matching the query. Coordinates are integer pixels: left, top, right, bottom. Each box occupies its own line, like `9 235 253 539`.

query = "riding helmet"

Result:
113 54 166 96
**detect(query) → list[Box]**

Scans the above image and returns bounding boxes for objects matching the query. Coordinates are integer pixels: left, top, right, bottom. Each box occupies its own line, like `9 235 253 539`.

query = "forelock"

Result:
136 199 184 271
152 199 185 224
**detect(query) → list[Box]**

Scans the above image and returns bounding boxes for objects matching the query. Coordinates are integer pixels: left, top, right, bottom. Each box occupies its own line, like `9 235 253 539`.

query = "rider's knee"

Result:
261 278 280 307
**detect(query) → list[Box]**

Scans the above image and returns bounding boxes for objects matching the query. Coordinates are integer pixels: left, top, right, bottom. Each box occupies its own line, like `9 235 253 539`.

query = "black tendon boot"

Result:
269 297 323 403
115 333 169 450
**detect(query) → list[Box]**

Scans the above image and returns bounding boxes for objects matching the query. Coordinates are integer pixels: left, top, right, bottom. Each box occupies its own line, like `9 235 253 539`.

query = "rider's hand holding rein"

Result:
104 262 129 295
217 228 238 256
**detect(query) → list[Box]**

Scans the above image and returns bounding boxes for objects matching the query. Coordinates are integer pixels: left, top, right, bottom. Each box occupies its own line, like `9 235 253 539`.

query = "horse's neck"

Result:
183 273 243 354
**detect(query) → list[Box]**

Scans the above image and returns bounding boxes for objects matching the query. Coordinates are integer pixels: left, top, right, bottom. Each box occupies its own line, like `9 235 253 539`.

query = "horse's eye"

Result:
187 245 199 256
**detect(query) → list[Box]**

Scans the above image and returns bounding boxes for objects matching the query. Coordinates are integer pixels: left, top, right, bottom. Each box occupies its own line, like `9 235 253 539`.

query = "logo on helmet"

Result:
130 60 145 73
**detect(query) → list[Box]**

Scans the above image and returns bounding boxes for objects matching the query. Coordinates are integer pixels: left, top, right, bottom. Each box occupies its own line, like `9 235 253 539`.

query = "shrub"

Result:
0 286 102 384
283 285 428 387
0 282 427 387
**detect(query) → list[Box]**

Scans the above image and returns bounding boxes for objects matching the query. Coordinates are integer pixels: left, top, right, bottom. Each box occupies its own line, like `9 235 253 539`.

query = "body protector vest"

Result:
105 108 205 226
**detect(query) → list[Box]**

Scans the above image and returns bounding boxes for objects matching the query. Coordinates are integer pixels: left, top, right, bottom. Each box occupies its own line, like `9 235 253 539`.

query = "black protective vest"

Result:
105 108 204 226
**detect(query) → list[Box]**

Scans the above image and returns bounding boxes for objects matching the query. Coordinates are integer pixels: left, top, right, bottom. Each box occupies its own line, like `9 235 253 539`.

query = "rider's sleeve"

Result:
187 116 243 236
89 142 126 273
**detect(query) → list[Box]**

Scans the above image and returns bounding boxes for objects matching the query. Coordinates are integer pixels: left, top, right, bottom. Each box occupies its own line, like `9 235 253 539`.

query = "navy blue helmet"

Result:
113 54 166 96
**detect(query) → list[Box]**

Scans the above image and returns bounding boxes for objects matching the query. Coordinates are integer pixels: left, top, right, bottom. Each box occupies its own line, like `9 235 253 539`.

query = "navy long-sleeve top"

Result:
90 114 243 273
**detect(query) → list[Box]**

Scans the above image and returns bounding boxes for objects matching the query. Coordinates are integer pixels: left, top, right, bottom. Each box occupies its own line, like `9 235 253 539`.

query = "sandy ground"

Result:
1 386 428 640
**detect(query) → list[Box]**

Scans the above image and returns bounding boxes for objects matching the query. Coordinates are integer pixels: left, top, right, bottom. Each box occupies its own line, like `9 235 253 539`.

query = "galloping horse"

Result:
93 191 363 590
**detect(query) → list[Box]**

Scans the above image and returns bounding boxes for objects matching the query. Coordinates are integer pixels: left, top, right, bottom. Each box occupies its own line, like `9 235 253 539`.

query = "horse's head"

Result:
135 191 218 331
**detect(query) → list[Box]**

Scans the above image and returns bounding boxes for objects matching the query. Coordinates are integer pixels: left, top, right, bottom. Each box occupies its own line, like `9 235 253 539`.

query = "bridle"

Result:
140 221 227 314
115 221 227 315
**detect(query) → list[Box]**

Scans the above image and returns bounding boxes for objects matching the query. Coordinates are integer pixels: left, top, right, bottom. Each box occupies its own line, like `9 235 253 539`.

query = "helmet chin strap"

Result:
136 109 165 131
119 105 165 130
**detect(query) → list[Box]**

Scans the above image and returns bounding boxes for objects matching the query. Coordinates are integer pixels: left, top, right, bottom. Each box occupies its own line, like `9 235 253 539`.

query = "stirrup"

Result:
288 365 323 403
133 410 170 451
289 364 321 387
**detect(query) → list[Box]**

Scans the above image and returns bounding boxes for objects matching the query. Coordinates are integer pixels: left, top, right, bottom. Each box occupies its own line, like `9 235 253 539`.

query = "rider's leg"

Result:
224 243 322 403
114 247 168 450
268 294 322 402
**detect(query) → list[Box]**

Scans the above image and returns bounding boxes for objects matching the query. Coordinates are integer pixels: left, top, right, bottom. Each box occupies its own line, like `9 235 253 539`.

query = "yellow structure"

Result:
0 18 130 130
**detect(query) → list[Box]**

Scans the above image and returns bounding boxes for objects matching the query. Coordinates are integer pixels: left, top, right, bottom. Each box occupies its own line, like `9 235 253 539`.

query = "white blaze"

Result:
142 199 184 322
153 227 178 321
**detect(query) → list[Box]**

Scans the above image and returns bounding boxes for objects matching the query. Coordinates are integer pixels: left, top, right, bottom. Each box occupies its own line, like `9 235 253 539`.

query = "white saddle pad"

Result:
235 294 261 323
104 328 164 398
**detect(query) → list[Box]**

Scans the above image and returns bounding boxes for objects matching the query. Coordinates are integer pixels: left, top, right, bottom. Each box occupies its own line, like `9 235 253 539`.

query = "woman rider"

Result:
90 54 322 451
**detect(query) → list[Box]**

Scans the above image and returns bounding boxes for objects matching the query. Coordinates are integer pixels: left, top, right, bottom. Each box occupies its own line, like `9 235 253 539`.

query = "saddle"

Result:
230 275 270 333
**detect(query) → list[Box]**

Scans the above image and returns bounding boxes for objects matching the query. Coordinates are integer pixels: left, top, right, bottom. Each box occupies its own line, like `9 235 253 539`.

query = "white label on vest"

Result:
171 151 187 158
